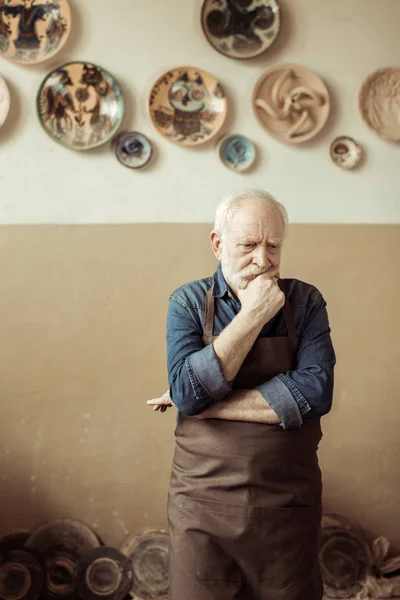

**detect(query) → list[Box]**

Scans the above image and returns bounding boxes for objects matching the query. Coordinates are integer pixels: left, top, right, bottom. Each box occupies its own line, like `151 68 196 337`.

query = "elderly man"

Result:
147 189 335 600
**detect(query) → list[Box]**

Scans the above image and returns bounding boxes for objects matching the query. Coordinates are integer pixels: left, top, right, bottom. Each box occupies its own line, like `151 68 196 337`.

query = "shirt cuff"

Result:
186 343 232 401
255 376 303 429
277 374 312 416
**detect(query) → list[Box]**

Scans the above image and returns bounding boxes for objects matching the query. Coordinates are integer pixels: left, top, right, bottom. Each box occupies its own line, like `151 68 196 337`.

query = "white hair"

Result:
214 189 288 238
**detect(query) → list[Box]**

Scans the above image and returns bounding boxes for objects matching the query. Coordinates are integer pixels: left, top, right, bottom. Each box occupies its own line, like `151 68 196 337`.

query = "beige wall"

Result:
0 224 399 549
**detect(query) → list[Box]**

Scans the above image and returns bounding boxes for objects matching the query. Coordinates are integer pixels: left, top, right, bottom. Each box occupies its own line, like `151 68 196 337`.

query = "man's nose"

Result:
252 247 271 270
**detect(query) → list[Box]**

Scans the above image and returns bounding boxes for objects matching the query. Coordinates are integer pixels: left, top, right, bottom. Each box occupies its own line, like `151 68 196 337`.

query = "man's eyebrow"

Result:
237 235 259 242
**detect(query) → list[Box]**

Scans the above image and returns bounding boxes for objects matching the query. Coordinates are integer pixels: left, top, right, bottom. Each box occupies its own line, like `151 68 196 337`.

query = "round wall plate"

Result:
218 134 256 171
253 63 330 144
37 61 125 150
330 136 362 170
0 75 11 129
114 131 153 169
0 0 71 65
359 67 400 142
201 0 280 60
148 66 227 147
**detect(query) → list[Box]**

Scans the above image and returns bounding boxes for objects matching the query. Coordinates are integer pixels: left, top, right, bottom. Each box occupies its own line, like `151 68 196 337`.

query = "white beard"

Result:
220 249 269 291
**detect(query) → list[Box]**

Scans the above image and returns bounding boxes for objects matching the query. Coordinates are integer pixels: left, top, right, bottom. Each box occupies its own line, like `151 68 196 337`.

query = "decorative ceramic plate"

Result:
77 547 133 600
114 131 153 169
148 66 227 146
359 67 400 142
120 528 169 600
37 61 125 150
330 136 362 170
253 63 330 144
0 550 44 600
201 0 280 59
25 518 101 600
0 74 10 128
0 0 71 65
218 134 256 171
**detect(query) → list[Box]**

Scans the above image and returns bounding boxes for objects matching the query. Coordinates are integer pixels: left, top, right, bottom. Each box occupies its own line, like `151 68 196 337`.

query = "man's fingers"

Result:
147 398 170 406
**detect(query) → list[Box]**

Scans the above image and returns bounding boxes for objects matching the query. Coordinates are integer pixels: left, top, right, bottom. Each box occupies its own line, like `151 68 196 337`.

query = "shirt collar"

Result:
212 263 230 298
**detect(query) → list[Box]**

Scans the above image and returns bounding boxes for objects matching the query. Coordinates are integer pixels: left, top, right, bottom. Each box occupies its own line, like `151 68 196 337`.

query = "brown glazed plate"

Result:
25 518 101 600
330 136 362 170
77 546 133 600
37 61 125 150
0 0 71 65
253 63 330 144
120 527 169 600
0 74 10 128
148 66 227 147
201 0 280 60
0 549 44 600
358 67 400 142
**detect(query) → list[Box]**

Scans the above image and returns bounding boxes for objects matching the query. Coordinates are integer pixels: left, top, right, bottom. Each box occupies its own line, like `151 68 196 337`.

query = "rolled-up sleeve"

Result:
167 296 232 416
256 293 336 429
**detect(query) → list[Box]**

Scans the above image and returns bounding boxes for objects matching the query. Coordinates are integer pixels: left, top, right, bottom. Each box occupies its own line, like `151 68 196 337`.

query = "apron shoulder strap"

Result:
282 301 298 350
203 284 215 339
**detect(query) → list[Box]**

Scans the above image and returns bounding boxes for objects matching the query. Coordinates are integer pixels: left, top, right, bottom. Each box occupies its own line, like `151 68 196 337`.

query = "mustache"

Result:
240 265 269 280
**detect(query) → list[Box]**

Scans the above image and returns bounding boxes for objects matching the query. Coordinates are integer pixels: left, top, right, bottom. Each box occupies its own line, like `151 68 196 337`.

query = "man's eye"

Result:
268 245 279 252
243 243 255 249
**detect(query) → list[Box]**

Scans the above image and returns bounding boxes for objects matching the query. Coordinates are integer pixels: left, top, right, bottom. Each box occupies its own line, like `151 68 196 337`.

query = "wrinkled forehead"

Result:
228 204 285 240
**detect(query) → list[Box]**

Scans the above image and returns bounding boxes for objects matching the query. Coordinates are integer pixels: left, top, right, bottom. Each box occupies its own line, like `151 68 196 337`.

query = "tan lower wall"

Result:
0 224 399 548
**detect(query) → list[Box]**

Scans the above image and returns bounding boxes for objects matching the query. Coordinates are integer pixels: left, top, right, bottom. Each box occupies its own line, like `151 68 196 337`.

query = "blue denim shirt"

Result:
167 264 336 429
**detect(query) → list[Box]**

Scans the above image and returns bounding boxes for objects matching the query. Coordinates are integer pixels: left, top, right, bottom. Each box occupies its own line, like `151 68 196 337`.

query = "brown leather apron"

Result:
168 286 324 600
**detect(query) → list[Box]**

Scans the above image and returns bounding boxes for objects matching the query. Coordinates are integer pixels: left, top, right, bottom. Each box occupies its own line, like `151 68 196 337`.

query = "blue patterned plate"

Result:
218 134 256 171
0 0 71 65
37 61 125 150
114 131 153 169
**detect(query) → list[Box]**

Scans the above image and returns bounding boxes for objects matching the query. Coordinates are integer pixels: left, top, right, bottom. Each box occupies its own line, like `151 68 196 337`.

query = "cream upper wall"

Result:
0 0 399 224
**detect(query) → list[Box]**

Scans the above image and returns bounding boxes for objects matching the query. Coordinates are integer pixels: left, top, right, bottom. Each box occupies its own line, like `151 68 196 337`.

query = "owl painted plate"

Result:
218 134 256 171
201 0 280 60
114 131 153 169
148 66 227 147
0 0 71 65
37 61 125 150
0 74 10 128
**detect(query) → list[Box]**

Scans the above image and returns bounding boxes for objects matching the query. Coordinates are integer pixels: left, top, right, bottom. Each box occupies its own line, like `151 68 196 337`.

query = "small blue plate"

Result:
218 134 256 172
114 131 153 169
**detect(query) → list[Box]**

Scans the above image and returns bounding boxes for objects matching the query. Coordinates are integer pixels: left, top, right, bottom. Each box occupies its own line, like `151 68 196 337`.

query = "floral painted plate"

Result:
37 61 125 150
0 0 71 65
359 67 400 142
148 66 227 147
201 0 280 60
253 63 330 144
114 131 153 169
218 134 256 171
330 136 362 170
0 74 10 128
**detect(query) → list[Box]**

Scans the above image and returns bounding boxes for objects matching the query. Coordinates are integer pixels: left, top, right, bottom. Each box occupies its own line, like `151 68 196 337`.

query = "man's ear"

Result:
210 230 223 260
